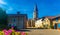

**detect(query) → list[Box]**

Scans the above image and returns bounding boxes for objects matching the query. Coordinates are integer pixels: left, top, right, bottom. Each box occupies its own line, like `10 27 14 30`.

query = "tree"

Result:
0 7 7 30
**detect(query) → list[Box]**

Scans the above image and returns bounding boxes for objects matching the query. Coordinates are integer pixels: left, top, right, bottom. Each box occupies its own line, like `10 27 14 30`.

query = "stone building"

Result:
7 12 27 29
42 16 55 29
52 16 60 29
35 19 43 28
42 16 60 29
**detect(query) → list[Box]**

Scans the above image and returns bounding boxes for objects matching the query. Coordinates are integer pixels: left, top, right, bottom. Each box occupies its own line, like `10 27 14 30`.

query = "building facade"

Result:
35 19 43 28
7 12 27 29
42 16 55 29
52 16 60 29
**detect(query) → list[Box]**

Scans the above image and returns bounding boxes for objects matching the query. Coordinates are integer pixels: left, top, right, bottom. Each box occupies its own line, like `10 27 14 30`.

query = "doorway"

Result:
54 23 57 29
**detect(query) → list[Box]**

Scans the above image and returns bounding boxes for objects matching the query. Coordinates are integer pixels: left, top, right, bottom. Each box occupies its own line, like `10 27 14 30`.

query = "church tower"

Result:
33 3 38 20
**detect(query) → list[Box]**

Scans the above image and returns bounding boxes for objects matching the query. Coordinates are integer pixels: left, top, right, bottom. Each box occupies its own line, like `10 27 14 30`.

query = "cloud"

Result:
6 7 13 13
8 7 13 11
0 0 7 5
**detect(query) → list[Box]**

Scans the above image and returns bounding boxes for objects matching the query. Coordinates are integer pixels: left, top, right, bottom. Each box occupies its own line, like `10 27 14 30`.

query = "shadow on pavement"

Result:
16 29 31 32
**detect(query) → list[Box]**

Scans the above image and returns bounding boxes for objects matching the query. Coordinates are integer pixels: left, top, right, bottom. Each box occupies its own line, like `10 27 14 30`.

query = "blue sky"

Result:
0 0 60 19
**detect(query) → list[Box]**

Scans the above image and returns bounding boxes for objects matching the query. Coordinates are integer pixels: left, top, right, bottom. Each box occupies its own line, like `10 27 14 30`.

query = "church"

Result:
26 4 39 28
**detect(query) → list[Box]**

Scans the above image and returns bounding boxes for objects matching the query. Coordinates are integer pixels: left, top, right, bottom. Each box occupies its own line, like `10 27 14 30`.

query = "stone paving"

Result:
24 29 60 35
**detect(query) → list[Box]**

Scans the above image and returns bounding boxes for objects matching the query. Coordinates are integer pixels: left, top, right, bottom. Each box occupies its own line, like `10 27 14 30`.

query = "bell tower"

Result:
33 3 38 20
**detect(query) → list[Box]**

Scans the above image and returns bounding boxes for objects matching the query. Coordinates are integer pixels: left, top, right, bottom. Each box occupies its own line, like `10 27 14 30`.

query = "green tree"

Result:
0 8 7 30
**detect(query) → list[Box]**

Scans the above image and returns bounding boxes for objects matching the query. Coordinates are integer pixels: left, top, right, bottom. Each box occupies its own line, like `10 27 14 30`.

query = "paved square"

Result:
24 29 60 35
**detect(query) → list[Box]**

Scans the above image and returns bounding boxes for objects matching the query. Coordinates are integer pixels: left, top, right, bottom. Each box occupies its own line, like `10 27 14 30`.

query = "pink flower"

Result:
21 32 26 35
3 29 12 35
8 29 12 33
2 29 7 32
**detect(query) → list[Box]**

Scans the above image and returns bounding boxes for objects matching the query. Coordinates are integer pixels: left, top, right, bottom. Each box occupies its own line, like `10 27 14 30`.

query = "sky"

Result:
0 0 60 19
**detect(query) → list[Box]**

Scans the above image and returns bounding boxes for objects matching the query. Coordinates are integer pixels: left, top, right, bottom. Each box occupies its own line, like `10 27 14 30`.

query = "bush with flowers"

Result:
0 27 28 35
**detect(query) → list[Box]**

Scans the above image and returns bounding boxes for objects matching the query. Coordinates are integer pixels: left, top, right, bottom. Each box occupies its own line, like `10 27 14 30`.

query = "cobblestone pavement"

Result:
24 29 60 35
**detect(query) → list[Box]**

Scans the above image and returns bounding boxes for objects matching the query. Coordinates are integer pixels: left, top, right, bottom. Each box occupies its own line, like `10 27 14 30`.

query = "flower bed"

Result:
0 29 28 35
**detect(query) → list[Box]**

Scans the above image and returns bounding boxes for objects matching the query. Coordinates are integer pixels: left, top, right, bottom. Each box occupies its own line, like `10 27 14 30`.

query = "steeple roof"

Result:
34 3 38 12
33 3 38 20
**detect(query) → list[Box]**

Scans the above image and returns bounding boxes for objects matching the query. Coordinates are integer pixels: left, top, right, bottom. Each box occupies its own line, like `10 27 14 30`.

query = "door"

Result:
54 23 57 29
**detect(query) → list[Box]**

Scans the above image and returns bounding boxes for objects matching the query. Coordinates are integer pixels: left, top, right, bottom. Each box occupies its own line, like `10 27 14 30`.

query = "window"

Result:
56 18 58 22
12 18 16 22
8 24 11 27
13 18 15 22
11 23 16 26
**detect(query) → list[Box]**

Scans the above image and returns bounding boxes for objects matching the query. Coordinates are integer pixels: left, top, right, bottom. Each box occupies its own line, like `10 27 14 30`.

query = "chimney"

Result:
17 11 20 14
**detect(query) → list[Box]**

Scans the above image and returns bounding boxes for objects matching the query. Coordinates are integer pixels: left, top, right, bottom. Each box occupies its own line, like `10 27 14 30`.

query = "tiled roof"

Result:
42 16 60 20
52 16 60 20
45 16 56 19
7 14 27 17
